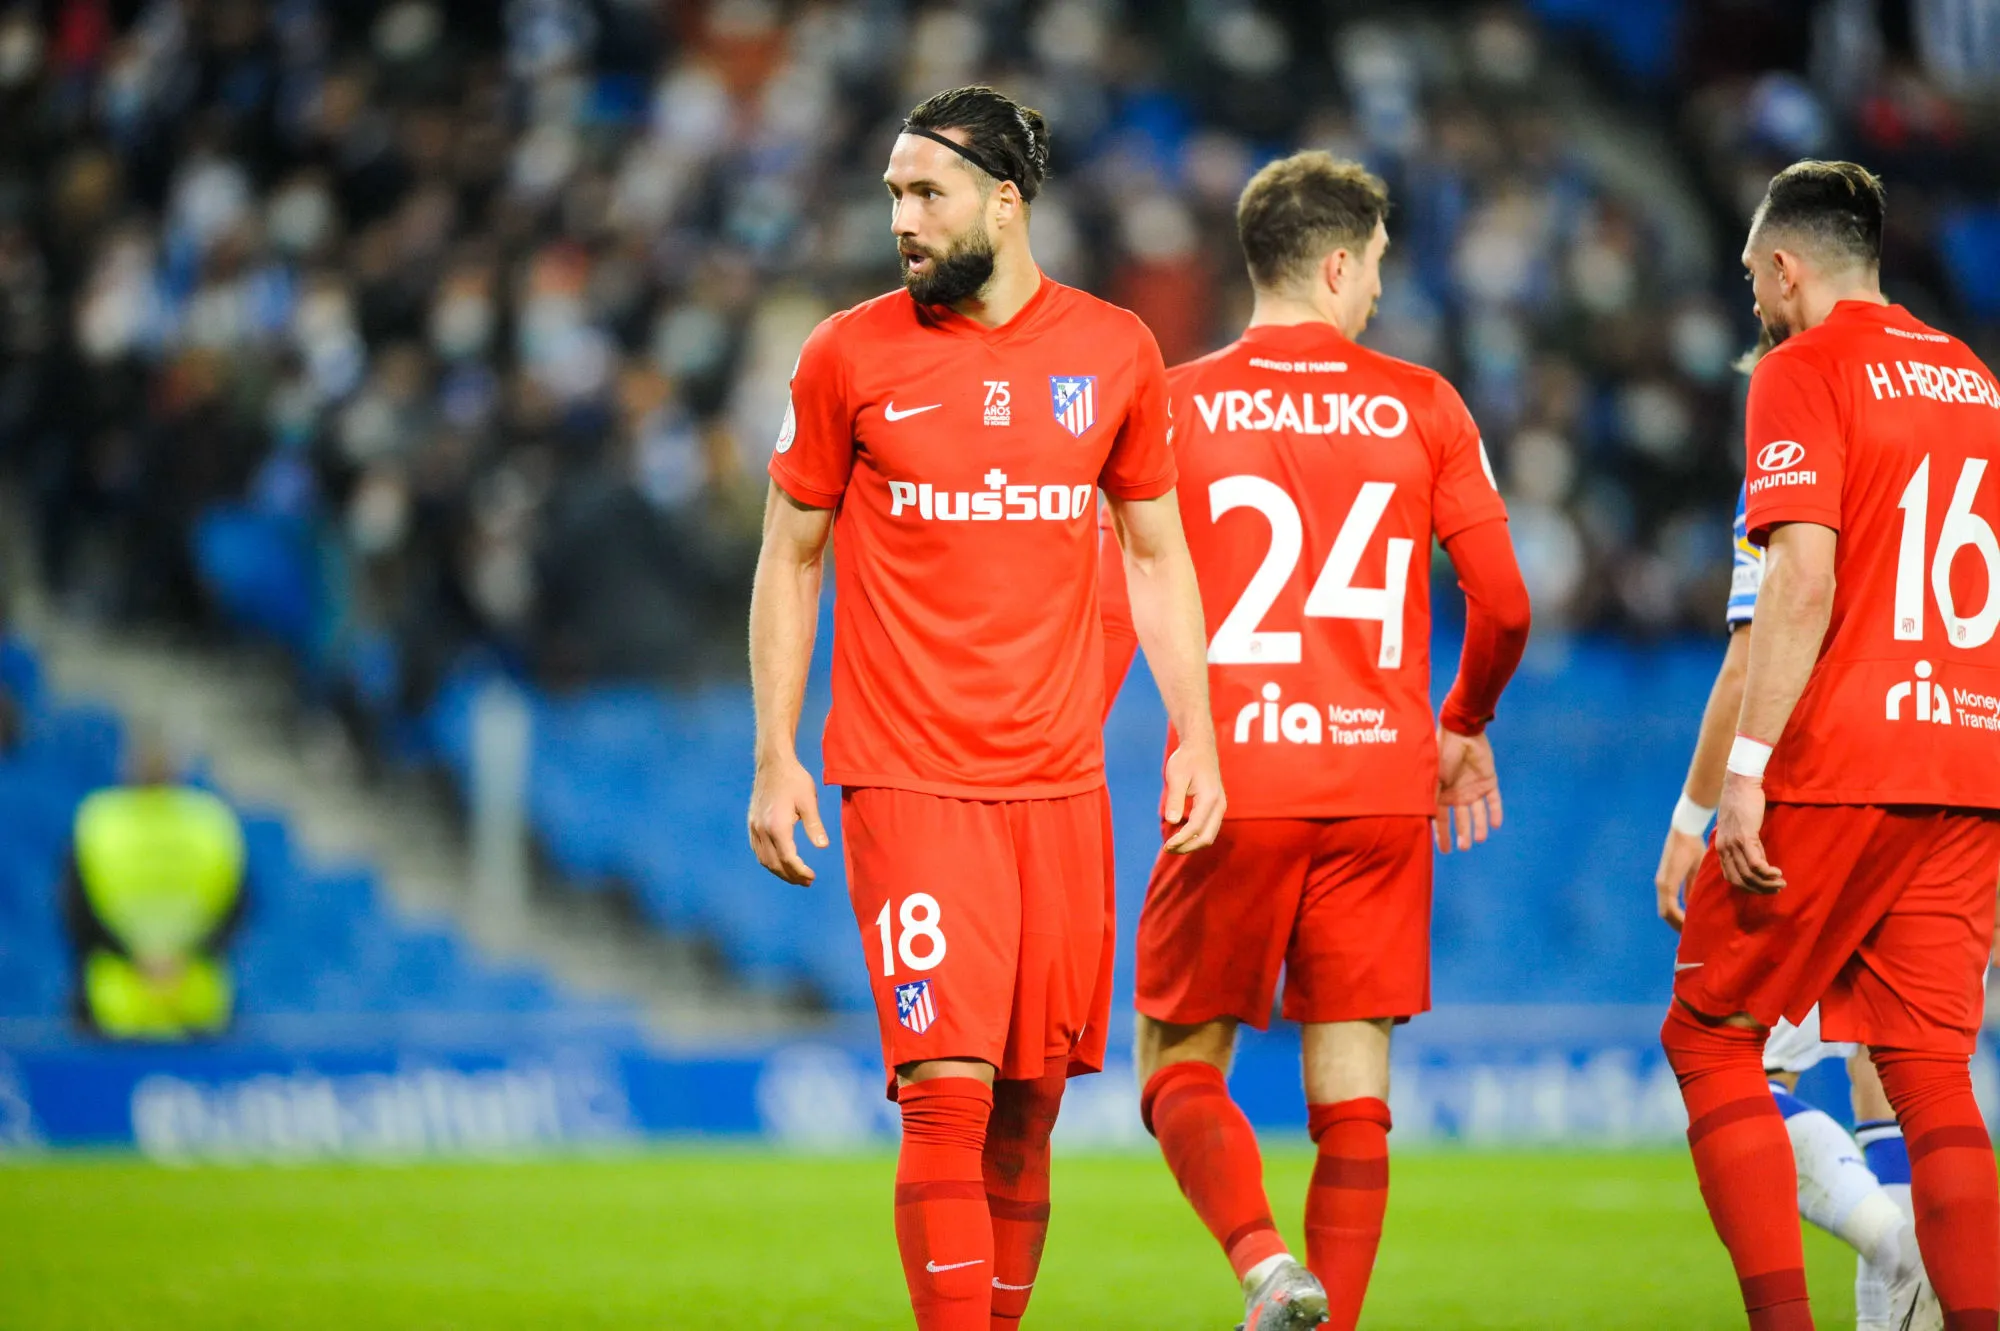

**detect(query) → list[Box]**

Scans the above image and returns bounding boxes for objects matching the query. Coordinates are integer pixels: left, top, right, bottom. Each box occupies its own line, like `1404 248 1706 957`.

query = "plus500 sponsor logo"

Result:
887 472 1093 522
1194 389 1409 438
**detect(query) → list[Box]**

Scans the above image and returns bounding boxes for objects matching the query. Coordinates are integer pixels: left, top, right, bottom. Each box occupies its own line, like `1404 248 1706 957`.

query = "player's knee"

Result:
897 1058 998 1090
1137 1056 1232 1138
1132 1014 1235 1083
1847 1047 1896 1121
990 1067 1067 1140
1300 1018 1392 1105
1306 1095 1393 1145
1660 1001 1766 1077
1867 1046 1973 1121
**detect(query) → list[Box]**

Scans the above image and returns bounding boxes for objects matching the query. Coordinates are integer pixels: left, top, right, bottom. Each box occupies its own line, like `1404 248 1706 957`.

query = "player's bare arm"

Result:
746 481 834 886
1433 521 1531 854
1109 490 1225 853
1656 625 1751 928
1716 521 1836 893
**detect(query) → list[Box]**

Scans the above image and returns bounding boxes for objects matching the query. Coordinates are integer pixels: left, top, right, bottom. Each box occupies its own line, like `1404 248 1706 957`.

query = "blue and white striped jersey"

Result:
1726 482 1763 628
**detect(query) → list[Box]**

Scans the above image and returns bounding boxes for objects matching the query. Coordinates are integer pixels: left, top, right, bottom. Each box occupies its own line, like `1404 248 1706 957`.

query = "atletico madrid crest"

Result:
1049 375 1097 438
895 979 937 1034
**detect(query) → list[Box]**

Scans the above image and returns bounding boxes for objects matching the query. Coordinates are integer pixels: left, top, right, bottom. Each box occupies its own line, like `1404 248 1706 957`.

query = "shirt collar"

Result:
914 270 1057 341
1237 320 1357 353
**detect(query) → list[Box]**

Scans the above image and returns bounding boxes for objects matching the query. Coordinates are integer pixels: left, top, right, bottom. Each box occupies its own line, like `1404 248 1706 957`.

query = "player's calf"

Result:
1300 1019 1393 1331
1302 1096 1389 1331
1662 1004 1814 1330
1871 1049 2000 1330
895 1076 997 1331
984 1068 1065 1329
1136 1023 1288 1287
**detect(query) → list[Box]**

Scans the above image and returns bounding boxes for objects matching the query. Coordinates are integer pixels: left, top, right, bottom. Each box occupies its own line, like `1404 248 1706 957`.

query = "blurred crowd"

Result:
0 0 1994 723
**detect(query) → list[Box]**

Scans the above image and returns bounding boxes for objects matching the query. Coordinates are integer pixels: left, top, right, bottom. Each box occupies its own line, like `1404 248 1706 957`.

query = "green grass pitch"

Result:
0 1148 1870 1328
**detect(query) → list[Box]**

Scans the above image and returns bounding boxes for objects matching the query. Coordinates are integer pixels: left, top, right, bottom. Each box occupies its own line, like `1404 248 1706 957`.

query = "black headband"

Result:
900 122 1017 188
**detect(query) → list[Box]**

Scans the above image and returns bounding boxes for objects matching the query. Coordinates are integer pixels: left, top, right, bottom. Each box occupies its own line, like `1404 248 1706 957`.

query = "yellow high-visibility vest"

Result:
75 786 244 1039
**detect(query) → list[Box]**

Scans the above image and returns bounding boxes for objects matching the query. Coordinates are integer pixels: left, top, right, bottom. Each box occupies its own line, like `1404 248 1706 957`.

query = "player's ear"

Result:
1321 246 1347 298
991 179 1023 231
1770 247 1802 298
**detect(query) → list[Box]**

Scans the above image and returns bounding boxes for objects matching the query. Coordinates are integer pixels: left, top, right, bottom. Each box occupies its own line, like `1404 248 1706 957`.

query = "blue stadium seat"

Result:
1940 207 2000 321
192 506 322 659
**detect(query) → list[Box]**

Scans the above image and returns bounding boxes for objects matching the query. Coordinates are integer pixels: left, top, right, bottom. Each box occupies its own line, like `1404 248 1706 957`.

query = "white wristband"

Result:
1726 734 1773 780
1671 792 1716 837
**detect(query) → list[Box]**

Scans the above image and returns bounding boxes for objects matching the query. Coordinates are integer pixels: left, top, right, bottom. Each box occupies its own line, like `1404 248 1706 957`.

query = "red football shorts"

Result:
842 785 1115 1097
1135 815 1433 1029
1675 804 2000 1055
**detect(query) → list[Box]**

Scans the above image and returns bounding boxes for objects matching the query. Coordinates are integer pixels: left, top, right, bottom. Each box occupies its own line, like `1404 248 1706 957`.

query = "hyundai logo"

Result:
1756 440 1807 470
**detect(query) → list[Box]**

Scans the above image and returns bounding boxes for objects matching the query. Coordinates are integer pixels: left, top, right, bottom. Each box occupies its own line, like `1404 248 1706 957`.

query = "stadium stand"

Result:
21 0 1992 732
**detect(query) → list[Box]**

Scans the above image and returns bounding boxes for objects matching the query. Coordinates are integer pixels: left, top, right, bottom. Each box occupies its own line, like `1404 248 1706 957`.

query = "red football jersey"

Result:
1743 300 2000 808
1164 321 1508 818
770 278 1176 799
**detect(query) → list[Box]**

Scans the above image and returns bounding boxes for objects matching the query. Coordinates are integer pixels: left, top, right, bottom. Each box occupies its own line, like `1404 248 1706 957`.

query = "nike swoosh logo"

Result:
926 1258 985 1273
884 402 941 421
1675 962 1704 972
993 1279 1035 1291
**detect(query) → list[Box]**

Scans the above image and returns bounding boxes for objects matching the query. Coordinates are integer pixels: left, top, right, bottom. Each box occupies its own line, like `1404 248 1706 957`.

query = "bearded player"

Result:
747 86 1223 1331
1102 152 1532 1331
1657 451 1934 1327
1666 159 2000 1331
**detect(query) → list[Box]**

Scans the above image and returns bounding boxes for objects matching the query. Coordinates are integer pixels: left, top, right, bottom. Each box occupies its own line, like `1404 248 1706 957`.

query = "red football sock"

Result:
984 1068 1066 1329
1872 1048 2000 1331
1141 1060 1288 1282
1305 1097 1391 1331
896 1078 996 1331
1661 1003 1815 1331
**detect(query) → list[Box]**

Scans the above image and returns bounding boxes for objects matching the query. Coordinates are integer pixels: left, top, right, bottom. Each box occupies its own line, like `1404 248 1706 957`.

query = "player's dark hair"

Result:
1752 160 1886 270
904 86 1050 204
1236 152 1391 291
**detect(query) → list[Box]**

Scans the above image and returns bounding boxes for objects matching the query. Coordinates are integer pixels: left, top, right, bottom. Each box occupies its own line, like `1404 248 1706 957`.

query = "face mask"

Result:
348 471 410 554
267 184 335 255
0 19 43 87
1669 306 1733 384
101 56 148 132
295 287 356 349
374 0 442 61
267 379 319 448
470 545 533 627
431 293 494 360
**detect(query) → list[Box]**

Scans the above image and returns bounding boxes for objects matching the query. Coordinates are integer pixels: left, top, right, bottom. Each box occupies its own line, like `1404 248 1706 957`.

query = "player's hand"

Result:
1161 741 1224 855
1714 772 1783 893
1653 828 1704 931
748 753 829 886
1433 727 1501 854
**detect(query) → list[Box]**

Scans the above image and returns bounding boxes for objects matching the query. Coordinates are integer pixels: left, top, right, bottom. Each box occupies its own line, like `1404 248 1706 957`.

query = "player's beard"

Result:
900 223 996 307
1758 310 1793 350
1733 324 1776 375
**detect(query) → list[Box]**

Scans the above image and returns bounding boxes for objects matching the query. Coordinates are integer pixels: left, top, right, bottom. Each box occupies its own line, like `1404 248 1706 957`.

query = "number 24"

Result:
1207 476 1414 669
